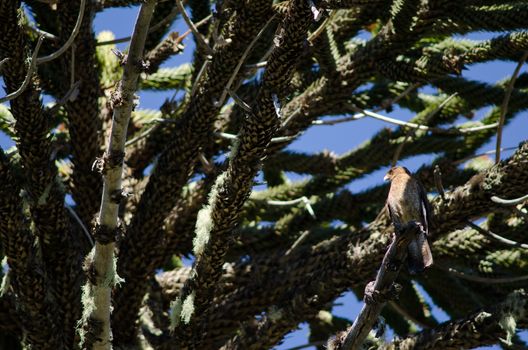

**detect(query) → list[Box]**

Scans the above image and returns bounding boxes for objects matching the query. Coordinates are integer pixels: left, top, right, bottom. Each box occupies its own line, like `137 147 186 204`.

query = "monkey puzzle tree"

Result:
0 0 527 349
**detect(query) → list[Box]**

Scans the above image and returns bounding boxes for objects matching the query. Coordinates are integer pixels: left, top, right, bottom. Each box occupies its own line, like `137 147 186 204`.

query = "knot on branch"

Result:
79 316 104 349
110 87 125 107
110 188 131 204
364 281 402 305
111 48 127 66
93 151 126 175
92 221 124 245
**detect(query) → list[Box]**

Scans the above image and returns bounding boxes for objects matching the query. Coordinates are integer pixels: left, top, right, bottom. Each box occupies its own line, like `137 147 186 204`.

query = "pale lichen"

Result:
192 173 226 256
169 297 183 330
181 292 196 325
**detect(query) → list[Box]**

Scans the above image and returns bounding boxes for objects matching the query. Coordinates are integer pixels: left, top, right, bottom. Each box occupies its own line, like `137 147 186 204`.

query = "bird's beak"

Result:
383 174 390 181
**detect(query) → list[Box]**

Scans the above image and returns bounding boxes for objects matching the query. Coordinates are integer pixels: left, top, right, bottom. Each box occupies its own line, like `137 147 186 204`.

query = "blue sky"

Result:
1 4 527 349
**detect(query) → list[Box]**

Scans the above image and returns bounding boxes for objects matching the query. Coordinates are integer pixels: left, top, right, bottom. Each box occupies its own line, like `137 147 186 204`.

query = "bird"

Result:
384 166 433 274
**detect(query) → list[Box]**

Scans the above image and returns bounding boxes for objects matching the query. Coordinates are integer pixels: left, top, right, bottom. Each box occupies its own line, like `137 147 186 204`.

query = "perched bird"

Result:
384 166 433 274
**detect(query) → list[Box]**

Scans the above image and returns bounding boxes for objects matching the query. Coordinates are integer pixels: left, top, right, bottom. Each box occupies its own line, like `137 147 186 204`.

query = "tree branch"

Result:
0 36 44 104
78 2 157 349
36 0 86 64
328 223 419 350
495 51 528 163
383 289 527 350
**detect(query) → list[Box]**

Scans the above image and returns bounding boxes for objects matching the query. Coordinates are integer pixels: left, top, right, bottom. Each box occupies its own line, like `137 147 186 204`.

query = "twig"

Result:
320 104 498 135
284 230 311 256
440 265 528 284
312 83 420 127
226 89 253 113
45 81 81 114
453 146 518 165
433 165 445 201
176 0 213 56
214 15 276 108
280 107 302 130
190 59 210 96
214 131 301 144
307 13 331 44
0 57 9 71
491 194 528 206
70 44 76 87
388 300 433 329
496 51 528 163
198 153 215 174
125 125 156 147
380 83 421 110
392 93 458 166
329 222 420 350
267 196 316 219
65 204 94 247
24 24 59 41
269 134 302 143
0 36 45 104
37 0 86 64
466 221 528 249
245 61 267 69
79 2 157 349
96 13 213 46
211 13 232 47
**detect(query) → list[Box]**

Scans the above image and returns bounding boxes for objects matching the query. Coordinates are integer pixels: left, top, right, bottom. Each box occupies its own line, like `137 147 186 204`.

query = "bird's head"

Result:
384 166 411 181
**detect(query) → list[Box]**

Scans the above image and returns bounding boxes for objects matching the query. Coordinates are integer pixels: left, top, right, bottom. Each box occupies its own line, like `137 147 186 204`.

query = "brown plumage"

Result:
384 166 433 274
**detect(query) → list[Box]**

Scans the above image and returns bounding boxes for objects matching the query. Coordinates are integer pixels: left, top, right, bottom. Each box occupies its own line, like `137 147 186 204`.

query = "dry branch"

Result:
78 2 157 349
329 222 420 350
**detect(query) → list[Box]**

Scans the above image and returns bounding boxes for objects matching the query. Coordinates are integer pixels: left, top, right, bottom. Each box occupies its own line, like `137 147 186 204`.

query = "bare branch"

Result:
125 126 157 147
466 221 528 249
190 58 210 96
453 146 518 165
24 24 59 41
96 12 212 46
322 105 499 134
227 89 253 113
308 12 331 44
284 230 311 256
65 204 94 247
78 2 157 348
0 57 9 70
491 194 528 206
329 222 420 350
36 0 86 64
214 131 301 144
439 265 528 284
214 15 276 108
176 0 213 56
267 196 316 219
0 36 44 104
496 51 528 163
312 84 420 126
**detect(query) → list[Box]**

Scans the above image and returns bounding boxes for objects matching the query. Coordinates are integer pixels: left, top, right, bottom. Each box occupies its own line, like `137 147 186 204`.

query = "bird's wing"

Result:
386 200 404 229
417 181 433 235
386 202 394 222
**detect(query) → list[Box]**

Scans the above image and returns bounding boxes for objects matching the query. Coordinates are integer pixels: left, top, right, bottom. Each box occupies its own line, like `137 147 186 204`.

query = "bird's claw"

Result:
364 281 402 305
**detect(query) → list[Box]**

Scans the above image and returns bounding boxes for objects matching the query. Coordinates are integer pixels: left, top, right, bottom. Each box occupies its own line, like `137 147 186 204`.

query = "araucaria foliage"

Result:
0 0 527 349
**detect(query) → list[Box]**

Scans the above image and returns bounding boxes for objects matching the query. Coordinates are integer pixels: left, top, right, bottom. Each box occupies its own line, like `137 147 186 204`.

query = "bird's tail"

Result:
407 232 433 274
